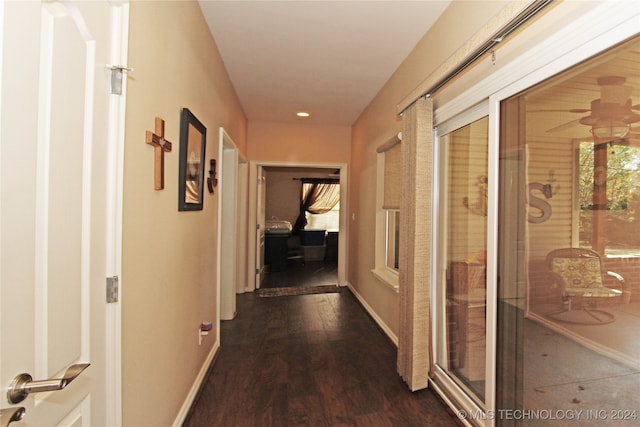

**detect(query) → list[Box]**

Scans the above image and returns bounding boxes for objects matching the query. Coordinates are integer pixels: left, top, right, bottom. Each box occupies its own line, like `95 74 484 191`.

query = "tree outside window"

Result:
578 141 640 254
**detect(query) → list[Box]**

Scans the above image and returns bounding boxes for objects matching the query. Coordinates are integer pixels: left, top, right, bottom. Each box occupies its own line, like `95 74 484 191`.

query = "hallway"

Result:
183 288 459 426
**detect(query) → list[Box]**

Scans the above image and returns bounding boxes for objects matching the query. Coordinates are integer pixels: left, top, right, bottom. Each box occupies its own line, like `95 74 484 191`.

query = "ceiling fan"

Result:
538 76 640 141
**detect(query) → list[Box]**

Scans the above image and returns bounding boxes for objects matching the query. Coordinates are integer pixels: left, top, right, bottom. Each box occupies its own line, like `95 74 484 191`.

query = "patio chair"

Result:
545 247 626 325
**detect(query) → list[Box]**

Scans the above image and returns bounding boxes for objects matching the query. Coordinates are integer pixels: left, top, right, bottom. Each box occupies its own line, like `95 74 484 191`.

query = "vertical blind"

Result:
397 96 433 391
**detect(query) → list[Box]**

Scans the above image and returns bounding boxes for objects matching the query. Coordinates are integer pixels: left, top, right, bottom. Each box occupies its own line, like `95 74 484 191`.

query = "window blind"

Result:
377 133 402 210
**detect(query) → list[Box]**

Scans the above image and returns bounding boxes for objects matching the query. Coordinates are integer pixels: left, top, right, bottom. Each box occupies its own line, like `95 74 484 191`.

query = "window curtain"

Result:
293 181 340 232
397 96 433 391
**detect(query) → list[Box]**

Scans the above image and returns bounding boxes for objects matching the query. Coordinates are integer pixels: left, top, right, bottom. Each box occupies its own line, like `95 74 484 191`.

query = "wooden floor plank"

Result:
183 288 458 426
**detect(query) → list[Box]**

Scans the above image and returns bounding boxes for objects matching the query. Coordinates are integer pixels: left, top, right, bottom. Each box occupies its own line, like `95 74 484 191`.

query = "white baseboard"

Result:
346 282 398 346
172 340 220 427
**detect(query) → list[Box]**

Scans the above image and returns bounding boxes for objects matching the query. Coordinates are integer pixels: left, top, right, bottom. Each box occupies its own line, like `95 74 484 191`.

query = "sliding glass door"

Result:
434 115 491 418
430 6 639 423
495 35 640 426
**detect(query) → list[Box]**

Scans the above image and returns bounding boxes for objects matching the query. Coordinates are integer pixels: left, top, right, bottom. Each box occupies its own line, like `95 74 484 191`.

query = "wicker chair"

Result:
545 247 626 324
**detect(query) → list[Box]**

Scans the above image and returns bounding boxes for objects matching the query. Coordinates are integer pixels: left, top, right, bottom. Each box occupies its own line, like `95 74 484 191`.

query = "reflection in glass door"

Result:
437 117 489 404
497 35 640 426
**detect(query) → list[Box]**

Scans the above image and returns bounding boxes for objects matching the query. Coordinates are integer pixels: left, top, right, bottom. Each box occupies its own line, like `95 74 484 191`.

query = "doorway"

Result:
248 162 348 291
261 166 340 289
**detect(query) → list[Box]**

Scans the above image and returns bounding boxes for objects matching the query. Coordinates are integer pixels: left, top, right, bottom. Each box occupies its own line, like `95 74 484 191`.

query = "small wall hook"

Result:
207 159 218 194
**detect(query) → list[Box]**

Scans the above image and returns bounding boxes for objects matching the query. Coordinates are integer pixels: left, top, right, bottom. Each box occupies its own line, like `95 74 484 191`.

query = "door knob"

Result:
7 363 90 404
0 407 26 427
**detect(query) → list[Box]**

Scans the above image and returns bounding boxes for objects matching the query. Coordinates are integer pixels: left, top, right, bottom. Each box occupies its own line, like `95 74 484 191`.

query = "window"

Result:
385 210 400 270
306 200 340 231
293 180 340 232
577 141 640 255
373 134 402 289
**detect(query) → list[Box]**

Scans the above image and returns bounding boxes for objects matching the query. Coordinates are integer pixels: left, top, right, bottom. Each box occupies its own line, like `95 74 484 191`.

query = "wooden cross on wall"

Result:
146 117 173 190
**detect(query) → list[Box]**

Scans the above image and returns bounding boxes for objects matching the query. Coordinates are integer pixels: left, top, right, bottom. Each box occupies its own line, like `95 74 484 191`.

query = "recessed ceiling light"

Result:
296 111 310 118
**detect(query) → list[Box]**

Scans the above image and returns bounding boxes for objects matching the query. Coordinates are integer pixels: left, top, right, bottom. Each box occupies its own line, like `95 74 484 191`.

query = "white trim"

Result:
374 151 386 278
172 341 220 427
254 165 266 289
428 378 474 427
430 127 442 374
373 136 402 290
105 2 129 425
236 160 249 294
346 283 398 346
434 107 492 426
485 98 500 427
370 267 399 292
218 128 240 321
80 3 96 364
435 100 488 136
431 364 487 425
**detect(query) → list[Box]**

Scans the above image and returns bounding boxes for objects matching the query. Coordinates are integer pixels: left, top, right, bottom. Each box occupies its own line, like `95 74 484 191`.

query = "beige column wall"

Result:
122 1 247 425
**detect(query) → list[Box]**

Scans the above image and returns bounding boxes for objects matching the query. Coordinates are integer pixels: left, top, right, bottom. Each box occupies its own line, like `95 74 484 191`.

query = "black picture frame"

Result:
178 108 207 211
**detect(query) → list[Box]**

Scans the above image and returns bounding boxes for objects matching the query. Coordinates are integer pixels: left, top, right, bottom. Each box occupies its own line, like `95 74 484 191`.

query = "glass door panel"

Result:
497 35 640 426
438 116 489 403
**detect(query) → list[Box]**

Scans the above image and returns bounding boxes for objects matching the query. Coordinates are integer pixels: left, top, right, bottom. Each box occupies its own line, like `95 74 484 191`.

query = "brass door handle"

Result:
7 363 90 404
0 407 26 427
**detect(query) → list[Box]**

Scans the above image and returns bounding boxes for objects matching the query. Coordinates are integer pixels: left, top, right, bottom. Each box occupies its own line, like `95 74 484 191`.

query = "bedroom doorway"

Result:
262 166 339 289
249 162 348 291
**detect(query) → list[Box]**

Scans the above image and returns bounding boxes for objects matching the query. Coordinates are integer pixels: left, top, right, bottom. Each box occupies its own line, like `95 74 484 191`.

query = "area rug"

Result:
257 284 340 297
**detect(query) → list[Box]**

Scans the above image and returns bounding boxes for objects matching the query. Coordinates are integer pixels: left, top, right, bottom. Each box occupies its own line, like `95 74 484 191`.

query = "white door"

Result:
0 0 127 425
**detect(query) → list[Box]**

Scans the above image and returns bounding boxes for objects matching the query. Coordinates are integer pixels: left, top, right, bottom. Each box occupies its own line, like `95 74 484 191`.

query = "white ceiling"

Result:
198 1 451 126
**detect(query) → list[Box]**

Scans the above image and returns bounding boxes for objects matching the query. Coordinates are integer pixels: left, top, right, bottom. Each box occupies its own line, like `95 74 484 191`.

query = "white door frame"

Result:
247 161 348 291
217 128 247 323
236 160 249 294
254 165 267 288
106 3 129 424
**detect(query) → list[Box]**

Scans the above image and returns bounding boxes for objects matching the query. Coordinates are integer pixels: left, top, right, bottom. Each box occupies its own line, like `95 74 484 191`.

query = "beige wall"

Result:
122 1 246 425
349 1 510 337
248 120 351 163
265 168 303 225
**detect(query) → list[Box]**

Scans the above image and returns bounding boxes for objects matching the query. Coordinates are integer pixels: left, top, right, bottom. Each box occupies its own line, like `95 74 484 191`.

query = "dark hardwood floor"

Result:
261 260 339 289
183 286 459 426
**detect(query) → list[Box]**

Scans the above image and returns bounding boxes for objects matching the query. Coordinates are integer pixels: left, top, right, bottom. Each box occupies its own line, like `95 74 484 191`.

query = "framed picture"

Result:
178 108 207 211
